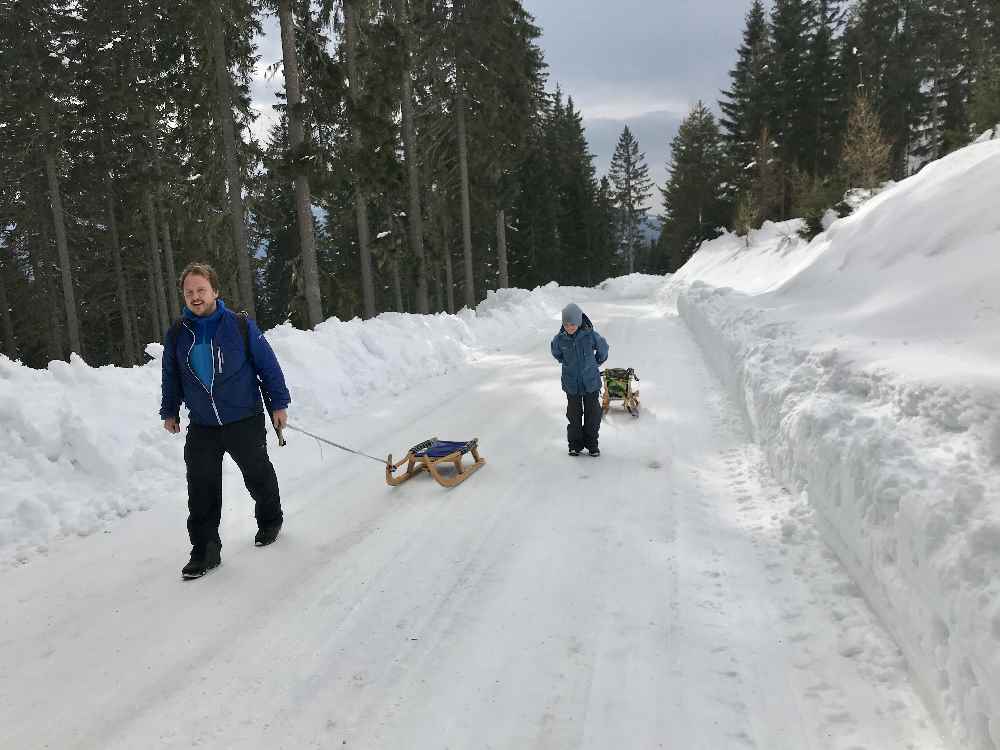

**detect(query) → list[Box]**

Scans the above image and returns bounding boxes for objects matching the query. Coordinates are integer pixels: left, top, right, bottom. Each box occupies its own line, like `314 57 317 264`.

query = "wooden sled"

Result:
386 438 485 488
601 367 640 417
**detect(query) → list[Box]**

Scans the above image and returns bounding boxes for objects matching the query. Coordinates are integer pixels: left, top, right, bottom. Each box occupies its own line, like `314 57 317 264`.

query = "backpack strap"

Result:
237 311 283 444
236 310 250 357
237 310 274 409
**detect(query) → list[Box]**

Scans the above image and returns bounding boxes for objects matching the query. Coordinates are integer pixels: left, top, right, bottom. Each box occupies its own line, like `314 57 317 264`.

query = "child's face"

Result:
563 322 578 335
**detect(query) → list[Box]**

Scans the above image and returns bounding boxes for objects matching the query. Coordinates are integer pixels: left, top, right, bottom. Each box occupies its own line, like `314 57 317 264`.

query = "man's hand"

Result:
271 409 288 431
163 417 180 434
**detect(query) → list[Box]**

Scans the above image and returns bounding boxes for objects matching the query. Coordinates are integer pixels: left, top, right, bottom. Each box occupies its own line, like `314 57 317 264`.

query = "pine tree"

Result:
0 255 16 359
341 0 378 319
256 118 299 328
509 96 559 288
911 0 1000 156
658 103 727 273
0 0 611 367
804 0 847 176
3 0 85 358
506 89 602 288
769 0 815 172
452 1 545 290
392 0 430 313
272 0 323 327
607 125 653 274
969 58 1000 133
719 0 772 201
591 177 618 281
207 0 261 317
734 128 786 232
556 96 601 285
840 94 892 189
842 0 924 177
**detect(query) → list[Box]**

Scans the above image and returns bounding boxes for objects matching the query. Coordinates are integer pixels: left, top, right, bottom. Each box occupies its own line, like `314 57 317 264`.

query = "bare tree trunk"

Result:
146 265 162 343
34 206 64 360
175 215 185 261
343 0 377 319
160 204 180 319
443 219 455 314
277 0 324 327
123 264 142 360
98 131 139 363
627 211 635 275
144 111 181 322
496 209 509 289
49 305 64 360
437 193 455 313
211 4 255 317
40 109 81 358
143 190 170 334
394 0 429 314
433 268 443 312
391 250 404 312
455 91 475 308
105 190 137 364
127 262 146 359
0 259 15 359
493 165 509 289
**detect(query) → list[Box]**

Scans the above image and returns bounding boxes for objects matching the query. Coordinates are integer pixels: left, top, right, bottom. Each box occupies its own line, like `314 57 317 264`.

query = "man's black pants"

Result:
566 391 602 451
184 413 282 551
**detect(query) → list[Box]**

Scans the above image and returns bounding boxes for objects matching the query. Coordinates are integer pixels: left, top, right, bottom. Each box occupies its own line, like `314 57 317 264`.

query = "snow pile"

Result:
974 126 999 143
597 273 666 298
0 285 585 566
671 140 1000 749
0 356 172 557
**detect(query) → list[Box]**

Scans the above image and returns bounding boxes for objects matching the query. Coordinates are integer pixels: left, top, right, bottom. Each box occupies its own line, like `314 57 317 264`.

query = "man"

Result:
550 302 609 457
160 263 291 579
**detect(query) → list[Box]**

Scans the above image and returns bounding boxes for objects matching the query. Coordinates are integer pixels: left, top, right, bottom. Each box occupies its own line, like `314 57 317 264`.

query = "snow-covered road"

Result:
2 295 946 749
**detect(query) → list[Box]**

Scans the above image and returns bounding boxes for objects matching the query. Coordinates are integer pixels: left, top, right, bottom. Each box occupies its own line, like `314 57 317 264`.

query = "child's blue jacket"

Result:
550 313 609 395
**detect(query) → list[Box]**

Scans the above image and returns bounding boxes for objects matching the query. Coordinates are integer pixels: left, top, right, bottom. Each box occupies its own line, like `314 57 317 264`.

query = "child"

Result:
550 303 609 456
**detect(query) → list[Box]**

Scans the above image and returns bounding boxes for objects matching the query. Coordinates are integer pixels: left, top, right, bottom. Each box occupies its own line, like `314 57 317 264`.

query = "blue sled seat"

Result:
415 440 477 458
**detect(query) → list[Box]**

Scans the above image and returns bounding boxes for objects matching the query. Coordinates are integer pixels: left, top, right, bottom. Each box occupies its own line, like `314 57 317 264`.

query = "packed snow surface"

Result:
4 142 998 748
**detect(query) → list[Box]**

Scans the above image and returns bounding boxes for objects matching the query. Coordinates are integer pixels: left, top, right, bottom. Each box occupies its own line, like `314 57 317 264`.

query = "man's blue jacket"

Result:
550 313 609 395
160 301 291 427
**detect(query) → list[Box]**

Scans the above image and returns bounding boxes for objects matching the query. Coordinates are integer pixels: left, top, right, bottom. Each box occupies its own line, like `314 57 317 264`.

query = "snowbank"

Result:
974 126 1000 143
597 272 666 298
672 140 1000 749
0 285 590 566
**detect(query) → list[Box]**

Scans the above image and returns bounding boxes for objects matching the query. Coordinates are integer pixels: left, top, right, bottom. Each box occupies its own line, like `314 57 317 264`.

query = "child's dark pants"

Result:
567 391 602 452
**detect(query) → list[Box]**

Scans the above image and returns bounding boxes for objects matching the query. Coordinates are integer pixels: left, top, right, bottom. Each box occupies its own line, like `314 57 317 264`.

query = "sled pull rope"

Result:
284 423 389 466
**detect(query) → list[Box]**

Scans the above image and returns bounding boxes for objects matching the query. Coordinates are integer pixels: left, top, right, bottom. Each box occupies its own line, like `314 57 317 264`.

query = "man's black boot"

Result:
182 541 222 579
255 521 282 547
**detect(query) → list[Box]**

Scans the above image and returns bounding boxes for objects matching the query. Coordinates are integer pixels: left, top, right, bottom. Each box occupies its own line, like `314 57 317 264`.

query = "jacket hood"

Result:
183 298 227 323
557 312 593 335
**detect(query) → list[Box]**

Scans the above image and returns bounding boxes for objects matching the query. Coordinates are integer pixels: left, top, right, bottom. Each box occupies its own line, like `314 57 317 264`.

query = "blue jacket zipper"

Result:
181 319 223 426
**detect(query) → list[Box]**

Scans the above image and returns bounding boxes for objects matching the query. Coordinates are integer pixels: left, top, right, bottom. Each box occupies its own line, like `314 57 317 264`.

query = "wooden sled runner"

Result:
601 367 640 417
386 438 485 488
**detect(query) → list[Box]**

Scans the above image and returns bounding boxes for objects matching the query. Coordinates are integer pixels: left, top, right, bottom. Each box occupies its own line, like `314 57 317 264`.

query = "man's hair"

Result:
179 262 220 292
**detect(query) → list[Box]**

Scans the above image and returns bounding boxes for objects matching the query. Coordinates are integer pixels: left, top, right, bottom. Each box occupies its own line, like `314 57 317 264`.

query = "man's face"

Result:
182 273 219 317
563 322 578 335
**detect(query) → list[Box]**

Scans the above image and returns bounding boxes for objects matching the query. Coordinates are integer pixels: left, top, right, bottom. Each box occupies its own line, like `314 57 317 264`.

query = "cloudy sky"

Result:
251 0 753 214
523 0 754 214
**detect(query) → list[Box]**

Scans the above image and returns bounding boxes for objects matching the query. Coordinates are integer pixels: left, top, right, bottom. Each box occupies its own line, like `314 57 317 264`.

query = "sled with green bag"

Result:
601 367 640 417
